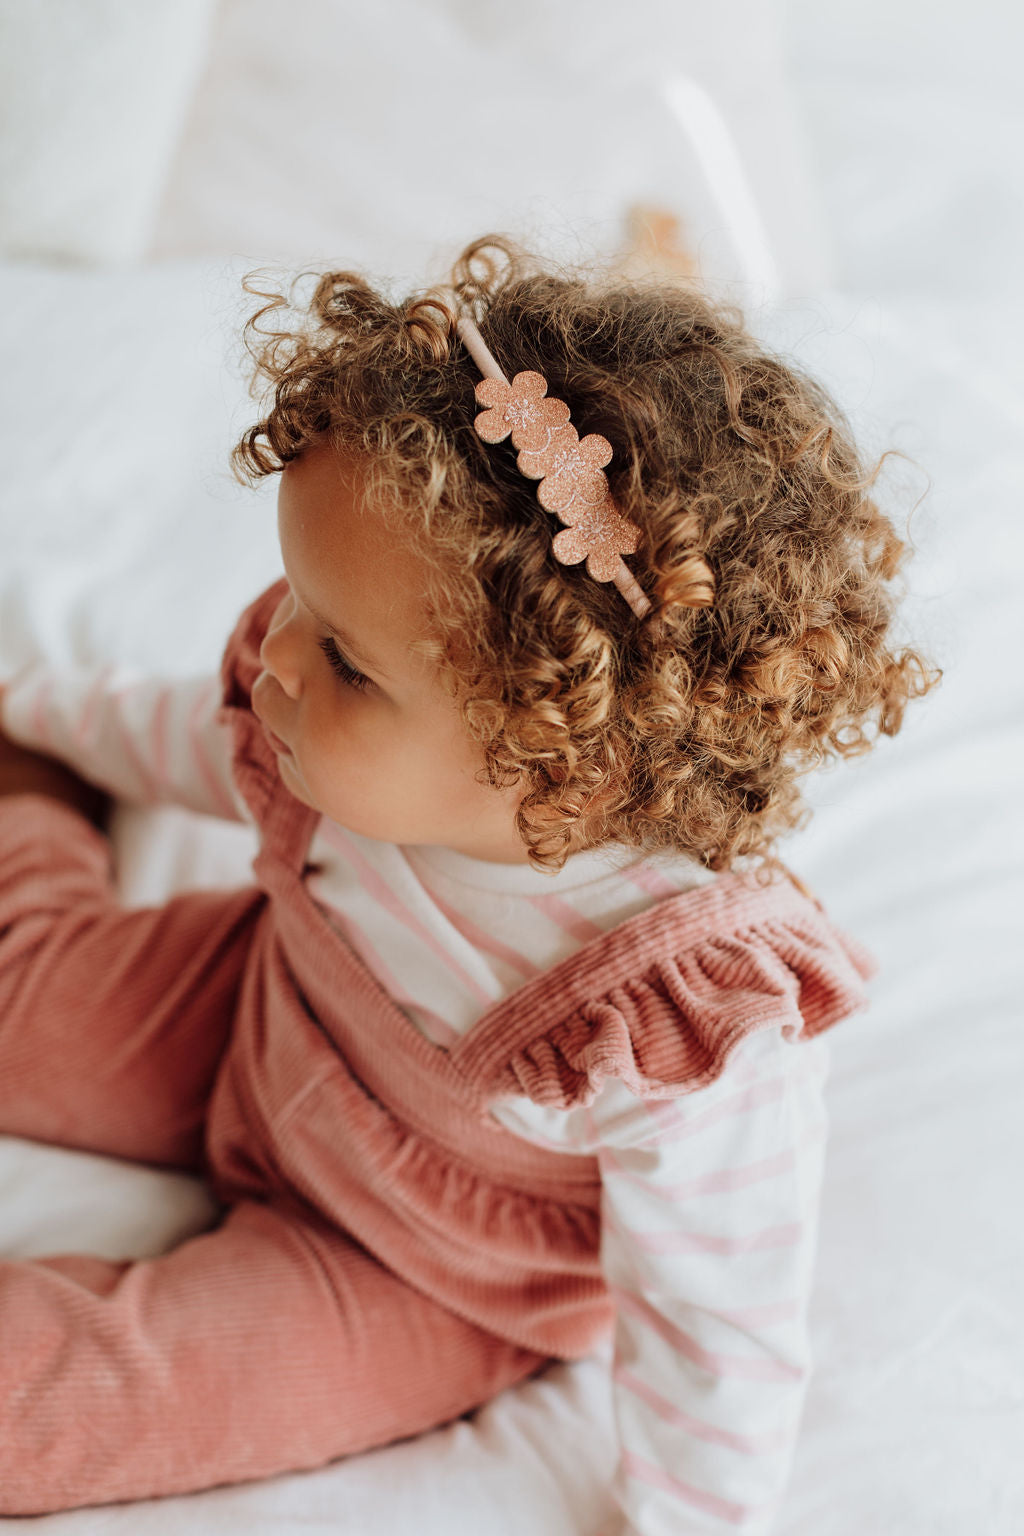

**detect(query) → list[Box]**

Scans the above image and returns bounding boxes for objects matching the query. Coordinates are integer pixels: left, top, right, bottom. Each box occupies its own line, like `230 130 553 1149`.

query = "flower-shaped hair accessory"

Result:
519 422 610 510
457 316 652 618
473 372 570 451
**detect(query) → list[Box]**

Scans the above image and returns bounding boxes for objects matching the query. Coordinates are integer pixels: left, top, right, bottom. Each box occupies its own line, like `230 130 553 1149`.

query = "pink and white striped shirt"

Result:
2 662 832 1536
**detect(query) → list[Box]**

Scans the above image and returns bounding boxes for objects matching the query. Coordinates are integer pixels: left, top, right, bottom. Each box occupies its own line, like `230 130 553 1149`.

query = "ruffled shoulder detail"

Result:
451 872 876 1110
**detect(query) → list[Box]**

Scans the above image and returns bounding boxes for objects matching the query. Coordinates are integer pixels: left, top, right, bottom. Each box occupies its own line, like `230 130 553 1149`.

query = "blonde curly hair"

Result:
231 236 939 873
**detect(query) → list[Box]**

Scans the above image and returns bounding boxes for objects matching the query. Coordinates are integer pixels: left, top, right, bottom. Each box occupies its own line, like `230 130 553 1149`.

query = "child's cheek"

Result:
305 706 365 791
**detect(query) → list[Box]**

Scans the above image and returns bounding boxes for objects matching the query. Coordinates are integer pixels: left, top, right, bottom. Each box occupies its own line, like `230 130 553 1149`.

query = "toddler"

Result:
0 238 936 1531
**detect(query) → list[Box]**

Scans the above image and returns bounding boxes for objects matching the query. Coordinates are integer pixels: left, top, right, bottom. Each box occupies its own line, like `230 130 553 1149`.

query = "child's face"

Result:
251 442 529 862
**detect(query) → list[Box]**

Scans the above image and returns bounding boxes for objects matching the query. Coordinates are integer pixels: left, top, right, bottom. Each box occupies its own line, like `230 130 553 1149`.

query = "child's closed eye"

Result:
319 636 371 692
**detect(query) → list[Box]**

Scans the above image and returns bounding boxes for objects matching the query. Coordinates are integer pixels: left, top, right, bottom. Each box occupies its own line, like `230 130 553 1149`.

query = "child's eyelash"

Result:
318 636 371 691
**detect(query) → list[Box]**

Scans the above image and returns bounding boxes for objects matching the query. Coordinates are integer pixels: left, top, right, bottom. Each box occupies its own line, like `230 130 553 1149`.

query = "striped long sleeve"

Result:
601 1028 827 1535
494 1026 829 1536
0 664 243 822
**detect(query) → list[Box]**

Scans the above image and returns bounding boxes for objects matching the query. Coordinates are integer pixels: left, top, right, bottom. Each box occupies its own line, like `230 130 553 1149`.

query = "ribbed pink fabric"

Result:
0 585 874 1514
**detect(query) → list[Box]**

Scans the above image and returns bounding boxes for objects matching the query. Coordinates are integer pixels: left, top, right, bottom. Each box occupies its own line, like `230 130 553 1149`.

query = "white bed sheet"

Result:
2 0 1022 1530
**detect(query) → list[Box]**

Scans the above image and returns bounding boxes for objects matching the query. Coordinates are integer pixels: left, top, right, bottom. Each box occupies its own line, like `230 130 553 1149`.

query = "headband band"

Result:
457 315 652 619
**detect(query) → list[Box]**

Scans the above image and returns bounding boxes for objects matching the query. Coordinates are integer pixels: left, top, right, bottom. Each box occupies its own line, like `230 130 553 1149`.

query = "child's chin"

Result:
274 767 413 844
275 753 317 810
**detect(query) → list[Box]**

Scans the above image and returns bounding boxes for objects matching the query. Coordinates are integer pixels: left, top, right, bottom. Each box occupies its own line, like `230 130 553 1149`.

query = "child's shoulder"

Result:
451 869 875 1110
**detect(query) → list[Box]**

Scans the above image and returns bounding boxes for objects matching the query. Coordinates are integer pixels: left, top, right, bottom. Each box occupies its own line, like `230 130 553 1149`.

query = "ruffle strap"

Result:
454 879 875 1110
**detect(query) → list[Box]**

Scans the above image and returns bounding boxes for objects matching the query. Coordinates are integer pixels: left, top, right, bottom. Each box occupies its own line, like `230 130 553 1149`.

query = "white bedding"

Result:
1 0 1022 1530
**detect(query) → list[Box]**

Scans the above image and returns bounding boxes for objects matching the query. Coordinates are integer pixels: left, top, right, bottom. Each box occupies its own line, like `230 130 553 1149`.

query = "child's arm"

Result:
0 665 244 822
593 1026 828 1536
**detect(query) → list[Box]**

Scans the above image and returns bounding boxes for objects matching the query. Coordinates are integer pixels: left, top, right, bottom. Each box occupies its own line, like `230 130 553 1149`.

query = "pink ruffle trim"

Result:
457 894 875 1110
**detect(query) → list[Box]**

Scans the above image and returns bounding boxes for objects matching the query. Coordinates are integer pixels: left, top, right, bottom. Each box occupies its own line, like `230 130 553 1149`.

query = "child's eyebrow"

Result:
308 602 391 680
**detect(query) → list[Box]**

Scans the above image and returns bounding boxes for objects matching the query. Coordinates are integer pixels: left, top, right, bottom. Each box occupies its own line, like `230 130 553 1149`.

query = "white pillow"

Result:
0 0 215 263
150 0 828 298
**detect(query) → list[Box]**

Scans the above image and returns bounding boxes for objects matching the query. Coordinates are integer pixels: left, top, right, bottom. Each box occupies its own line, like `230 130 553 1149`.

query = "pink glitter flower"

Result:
551 493 642 582
519 428 613 514
473 371 570 450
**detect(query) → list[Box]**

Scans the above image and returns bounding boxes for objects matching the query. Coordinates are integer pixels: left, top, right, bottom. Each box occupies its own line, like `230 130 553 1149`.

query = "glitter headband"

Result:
457 315 652 619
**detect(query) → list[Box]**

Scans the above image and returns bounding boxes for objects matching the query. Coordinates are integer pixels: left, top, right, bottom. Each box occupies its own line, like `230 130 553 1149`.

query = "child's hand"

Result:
0 700 110 828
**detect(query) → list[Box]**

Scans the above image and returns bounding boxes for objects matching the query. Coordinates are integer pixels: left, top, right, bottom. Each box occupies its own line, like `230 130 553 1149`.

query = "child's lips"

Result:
252 674 293 758
252 704 292 758
261 721 292 758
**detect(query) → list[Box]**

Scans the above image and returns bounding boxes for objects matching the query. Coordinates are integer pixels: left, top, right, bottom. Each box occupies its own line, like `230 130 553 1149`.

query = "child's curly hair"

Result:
231 236 939 874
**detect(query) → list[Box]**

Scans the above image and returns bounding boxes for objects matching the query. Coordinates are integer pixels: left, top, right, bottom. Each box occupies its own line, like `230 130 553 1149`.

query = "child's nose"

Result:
259 594 304 701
